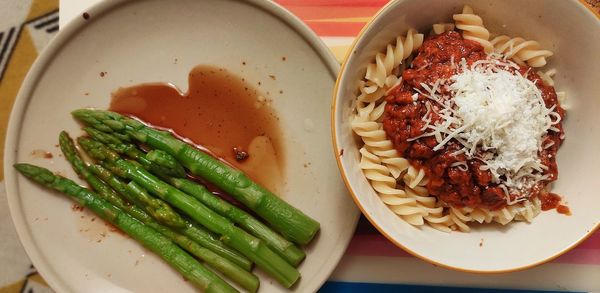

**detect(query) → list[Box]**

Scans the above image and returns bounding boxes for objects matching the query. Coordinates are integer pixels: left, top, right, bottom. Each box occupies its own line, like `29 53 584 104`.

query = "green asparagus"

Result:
84 127 186 178
60 131 185 228
92 130 306 266
78 137 301 288
59 132 257 291
73 109 320 245
169 177 306 267
147 149 182 172
89 163 252 272
14 163 238 293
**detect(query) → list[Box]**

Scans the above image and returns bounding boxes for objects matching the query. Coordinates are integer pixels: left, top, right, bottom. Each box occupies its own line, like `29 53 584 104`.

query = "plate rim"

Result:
330 0 600 274
3 0 359 291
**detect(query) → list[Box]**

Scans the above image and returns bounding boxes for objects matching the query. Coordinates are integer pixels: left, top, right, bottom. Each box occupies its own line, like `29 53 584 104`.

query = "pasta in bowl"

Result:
332 0 600 272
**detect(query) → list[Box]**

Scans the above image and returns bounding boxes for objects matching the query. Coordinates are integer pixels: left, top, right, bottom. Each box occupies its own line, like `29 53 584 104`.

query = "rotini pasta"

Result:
352 102 436 226
448 198 542 232
432 23 455 35
537 69 568 108
352 29 434 226
453 5 493 53
490 35 553 67
538 68 557 86
352 5 564 233
365 28 423 89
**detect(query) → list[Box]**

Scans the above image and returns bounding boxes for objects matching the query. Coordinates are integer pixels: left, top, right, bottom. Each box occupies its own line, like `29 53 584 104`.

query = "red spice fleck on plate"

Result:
72 204 84 212
557 205 571 215
233 147 249 161
30 149 53 159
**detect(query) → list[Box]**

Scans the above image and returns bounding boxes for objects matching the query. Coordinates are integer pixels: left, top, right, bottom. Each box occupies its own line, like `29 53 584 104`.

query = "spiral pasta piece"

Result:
453 5 493 53
432 23 455 35
449 208 472 232
403 166 426 189
356 80 387 104
491 35 553 67
448 198 541 230
537 68 557 86
365 29 424 88
353 112 431 225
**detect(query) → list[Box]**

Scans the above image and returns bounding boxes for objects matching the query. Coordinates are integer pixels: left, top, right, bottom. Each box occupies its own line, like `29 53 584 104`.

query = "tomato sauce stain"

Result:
556 205 571 216
540 192 561 211
109 65 284 194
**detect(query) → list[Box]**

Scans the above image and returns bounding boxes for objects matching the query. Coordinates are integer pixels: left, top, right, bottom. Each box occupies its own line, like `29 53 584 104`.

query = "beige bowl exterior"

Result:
333 0 600 272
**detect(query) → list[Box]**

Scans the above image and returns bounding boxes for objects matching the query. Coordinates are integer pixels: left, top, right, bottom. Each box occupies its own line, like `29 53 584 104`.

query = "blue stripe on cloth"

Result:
319 281 583 293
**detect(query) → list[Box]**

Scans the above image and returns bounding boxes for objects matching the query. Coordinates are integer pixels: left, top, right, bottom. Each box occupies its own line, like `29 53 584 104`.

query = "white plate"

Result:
4 0 359 292
332 0 600 272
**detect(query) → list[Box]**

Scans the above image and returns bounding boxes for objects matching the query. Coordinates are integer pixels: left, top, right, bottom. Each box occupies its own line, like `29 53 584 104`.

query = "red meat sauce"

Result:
540 192 571 215
382 31 565 211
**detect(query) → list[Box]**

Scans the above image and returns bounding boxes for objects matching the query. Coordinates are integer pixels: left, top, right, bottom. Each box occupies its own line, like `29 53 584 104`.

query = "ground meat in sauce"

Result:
540 192 561 211
382 31 565 210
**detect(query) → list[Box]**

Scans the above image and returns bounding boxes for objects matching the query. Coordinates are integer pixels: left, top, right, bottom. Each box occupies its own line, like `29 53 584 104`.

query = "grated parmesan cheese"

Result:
413 57 561 204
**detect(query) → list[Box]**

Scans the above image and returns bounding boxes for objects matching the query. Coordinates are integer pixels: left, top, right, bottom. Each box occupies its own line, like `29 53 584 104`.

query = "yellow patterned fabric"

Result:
0 1 58 292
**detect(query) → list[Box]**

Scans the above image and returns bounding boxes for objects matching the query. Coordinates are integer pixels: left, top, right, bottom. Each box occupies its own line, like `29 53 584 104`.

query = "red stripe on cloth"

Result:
276 0 388 8
554 248 600 265
346 232 600 265
275 1 383 37
345 234 412 257
281 6 379 20
574 231 600 249
304 21 368 37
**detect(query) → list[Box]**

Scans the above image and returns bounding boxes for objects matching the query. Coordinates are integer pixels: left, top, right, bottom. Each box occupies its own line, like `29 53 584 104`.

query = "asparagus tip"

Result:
14 163 56 185
71 108 91 118
13 163 30 173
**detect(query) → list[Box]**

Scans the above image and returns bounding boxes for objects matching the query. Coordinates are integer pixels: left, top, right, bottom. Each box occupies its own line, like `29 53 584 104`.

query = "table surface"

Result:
0 0 598 292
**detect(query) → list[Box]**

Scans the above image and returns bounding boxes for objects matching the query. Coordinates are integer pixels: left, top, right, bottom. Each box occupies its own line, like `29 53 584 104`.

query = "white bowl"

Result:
4 0 359 292
332 0 600 272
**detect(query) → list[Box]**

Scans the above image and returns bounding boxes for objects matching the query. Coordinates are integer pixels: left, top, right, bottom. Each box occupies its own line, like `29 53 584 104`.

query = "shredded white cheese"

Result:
413 57 561 204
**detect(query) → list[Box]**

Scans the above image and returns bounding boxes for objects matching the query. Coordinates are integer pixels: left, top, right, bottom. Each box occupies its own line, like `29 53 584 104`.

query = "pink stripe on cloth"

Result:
302 22 368 37
554 248 600 265
277 0 388 7
573 231 600 249
345 234 412 257
278 6 379 21
345 232 600 265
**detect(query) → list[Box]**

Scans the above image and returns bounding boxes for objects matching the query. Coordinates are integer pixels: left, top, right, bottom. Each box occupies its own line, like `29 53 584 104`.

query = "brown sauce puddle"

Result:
109 65 284 194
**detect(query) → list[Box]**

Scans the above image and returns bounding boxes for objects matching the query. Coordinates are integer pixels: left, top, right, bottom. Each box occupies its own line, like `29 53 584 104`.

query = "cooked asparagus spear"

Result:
147 149 182 172
83 127 186 178
89 163 252 272
78 137 301 288
14 163 238 293
60 131 185 228
72 109 320 245
59 132 258 291
169 177 306 267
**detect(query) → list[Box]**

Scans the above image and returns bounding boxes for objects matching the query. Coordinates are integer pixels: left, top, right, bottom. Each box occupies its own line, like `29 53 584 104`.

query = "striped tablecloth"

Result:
0 0 598 292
